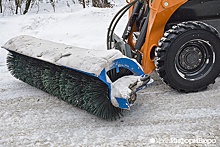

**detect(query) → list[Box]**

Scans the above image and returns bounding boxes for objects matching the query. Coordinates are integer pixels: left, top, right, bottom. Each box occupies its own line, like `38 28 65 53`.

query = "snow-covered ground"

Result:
0 1 220 146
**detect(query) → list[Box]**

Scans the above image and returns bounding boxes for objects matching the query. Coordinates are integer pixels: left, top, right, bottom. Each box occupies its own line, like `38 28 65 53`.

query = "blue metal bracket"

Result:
110 58 145 76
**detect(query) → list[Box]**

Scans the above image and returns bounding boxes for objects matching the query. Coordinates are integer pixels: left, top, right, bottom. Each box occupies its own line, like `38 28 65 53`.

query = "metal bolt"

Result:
164 2 169 7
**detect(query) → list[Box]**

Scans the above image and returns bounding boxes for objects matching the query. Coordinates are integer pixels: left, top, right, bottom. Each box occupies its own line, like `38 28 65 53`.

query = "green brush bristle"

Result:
7 51 123 120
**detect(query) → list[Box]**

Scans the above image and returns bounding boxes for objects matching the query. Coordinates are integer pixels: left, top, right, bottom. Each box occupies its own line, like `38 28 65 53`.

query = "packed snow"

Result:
2 35 124 76
0 1 220 146
3 34 152 108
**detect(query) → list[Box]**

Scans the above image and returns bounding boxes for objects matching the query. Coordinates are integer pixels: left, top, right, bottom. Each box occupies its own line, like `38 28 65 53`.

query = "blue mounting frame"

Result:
97 58 150 109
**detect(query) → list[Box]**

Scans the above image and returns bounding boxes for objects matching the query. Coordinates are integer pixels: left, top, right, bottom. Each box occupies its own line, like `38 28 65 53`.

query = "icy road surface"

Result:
0 2 220 146
0 63 220 146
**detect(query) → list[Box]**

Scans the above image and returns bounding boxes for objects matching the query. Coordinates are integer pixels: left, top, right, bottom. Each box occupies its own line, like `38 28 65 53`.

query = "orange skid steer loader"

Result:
108 0 220 92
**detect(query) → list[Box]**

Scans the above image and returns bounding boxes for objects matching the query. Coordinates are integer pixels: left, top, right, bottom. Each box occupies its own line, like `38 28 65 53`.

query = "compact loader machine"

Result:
2 0 220 120
108 0 220 92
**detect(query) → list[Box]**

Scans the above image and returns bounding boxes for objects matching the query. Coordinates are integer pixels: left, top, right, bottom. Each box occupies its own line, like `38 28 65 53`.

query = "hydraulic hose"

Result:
122 0 145 40
107 0 138 50
134 4 150 51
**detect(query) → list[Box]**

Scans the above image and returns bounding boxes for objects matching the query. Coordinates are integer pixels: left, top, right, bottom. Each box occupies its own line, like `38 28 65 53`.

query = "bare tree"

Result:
78 0 85 8
0 0 2 13
50 0 55 12
30 0 40 14
15 0 22 14
92 0 111 8
23 0 31 14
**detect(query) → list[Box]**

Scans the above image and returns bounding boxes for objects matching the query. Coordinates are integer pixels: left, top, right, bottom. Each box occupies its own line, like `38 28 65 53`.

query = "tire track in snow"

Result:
0 66 220 146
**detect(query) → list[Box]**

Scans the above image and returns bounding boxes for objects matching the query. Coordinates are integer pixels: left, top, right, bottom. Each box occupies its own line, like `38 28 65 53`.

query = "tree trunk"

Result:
50 0 55 12
92 0 109 8
92 0 100 7
82 0 85 8
23 0 32 14
78 0 85 8
15 0 20 14
0 0 2 13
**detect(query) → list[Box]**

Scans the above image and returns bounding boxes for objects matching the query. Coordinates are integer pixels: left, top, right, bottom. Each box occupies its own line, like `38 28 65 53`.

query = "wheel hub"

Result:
179 47 203 70
175 39 214 81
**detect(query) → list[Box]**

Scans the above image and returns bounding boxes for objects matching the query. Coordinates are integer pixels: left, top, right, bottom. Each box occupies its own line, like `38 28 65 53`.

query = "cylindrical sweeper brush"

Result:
2 35 153 120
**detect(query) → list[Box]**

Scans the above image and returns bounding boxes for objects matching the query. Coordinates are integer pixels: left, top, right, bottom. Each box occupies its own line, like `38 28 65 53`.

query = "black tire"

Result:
155 21 220 92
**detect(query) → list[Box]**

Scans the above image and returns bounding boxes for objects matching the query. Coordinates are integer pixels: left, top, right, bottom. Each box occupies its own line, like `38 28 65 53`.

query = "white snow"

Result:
0 0 127 64
3 35 151 108
1 0 148 109
0 1 220 146
2 35 124 76
111 75 141 107
0 0 135 106
111 75 153 108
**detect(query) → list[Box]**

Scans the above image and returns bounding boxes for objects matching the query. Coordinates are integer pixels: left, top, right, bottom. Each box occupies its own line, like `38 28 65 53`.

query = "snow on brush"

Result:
2 35 124 76
0 1 220 146
3 35 150 108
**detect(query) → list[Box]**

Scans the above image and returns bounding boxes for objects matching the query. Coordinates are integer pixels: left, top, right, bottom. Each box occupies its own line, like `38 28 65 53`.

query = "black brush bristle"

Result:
6 51 123 120
107 67 133 82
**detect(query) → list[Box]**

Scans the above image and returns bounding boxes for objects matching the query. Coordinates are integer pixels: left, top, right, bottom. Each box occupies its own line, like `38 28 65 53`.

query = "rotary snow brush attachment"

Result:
2 35 153 120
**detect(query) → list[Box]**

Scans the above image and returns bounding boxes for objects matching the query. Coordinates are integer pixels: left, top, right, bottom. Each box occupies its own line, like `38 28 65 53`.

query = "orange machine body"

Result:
128 0 188 74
